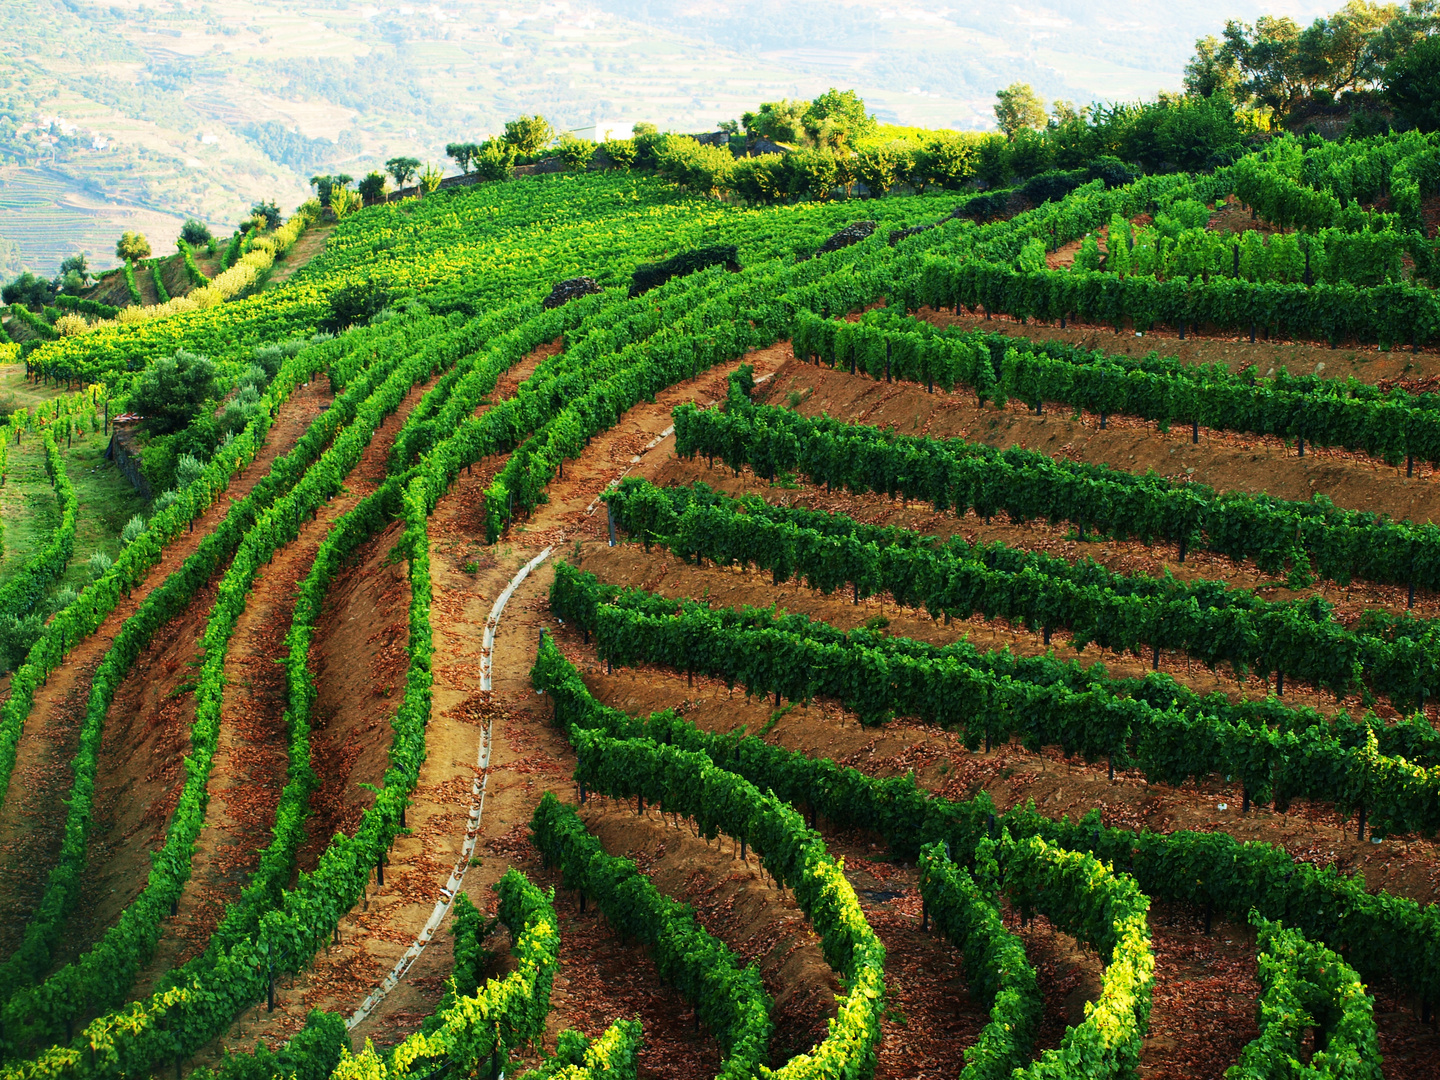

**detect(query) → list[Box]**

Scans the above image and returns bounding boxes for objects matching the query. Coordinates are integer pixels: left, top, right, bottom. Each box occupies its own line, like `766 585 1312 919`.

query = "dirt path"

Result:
127 383 429 992
0 382 332 960
265 225 334 291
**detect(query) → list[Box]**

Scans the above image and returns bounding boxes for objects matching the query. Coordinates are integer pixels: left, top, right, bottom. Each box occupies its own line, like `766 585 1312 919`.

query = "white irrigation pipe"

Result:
347 545 554 1030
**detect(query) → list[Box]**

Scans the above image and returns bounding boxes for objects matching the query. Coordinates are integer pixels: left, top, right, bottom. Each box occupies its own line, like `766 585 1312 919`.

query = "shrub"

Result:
53 313 90 337
175 453 207 489
87 551 113 580
474 141 515 182
321 279 390 332
328 186 361 218
599 138 637 168
556 134 597 171
655 135 733 196
121 515 147 545
729 154 787 204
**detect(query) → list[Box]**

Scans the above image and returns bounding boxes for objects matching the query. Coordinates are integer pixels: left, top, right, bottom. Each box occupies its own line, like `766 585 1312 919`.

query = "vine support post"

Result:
1298 433 1305 457
1099 411 1106 430
1178 321 1185 341
1192 418 1199 444
1276 670 1284 697
884 340 891 383
1407 454 1414 478
607 507 616 547
1409 580 1416 610
1357 803 1367 842
1108 755 1114 782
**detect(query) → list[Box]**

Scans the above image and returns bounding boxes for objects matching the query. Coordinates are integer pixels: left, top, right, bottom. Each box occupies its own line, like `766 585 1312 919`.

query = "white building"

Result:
567 120 642 143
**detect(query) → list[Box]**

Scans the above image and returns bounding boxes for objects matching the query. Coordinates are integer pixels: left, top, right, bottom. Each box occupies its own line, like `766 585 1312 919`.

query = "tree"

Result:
446 142 480 173
1049 100 1084 126
1 271 53 309
59 253 89 280
503 115 554 155
386 156 421 189
1296 1 1399 97
717 119 740 136
1184 35 1242 97
994 83 1046 137
742 100 808 145
179 219 211 246
309 174 337 207
116 231 151 262
1385 30 1440 130
357 171 388 203
802 88 876 152
250 200 282 230
129 350 217 435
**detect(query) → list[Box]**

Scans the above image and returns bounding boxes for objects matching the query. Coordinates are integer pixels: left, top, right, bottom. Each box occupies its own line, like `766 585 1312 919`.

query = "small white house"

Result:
567 120 642 144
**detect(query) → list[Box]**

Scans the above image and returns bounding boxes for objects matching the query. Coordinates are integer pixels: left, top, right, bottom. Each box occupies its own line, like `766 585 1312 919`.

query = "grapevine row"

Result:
551 562 1440 833
605 476 1440 712
531 634 1440 1014
603 479 1440 764
531 794 772 1080
798 307 1440 469
674 386 1440 602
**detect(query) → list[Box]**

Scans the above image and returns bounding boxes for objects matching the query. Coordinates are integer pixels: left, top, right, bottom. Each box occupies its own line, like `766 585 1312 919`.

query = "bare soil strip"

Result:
126 382 429 994
0 382 332 961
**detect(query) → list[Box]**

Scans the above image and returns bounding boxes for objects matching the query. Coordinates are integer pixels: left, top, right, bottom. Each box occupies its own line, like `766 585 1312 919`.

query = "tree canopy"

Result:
994 83 1046 137
116 231 151 262
503 115 554 155
130 350 218 435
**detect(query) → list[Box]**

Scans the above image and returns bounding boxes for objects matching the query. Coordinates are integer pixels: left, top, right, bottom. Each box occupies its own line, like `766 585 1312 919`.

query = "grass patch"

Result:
0 423 146 598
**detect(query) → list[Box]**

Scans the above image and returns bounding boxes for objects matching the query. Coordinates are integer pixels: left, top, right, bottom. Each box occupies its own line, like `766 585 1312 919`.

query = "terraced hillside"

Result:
1 133 1438 1080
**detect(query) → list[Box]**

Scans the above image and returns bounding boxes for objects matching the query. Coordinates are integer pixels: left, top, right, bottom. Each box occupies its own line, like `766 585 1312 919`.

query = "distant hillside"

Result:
0 0 1332 278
